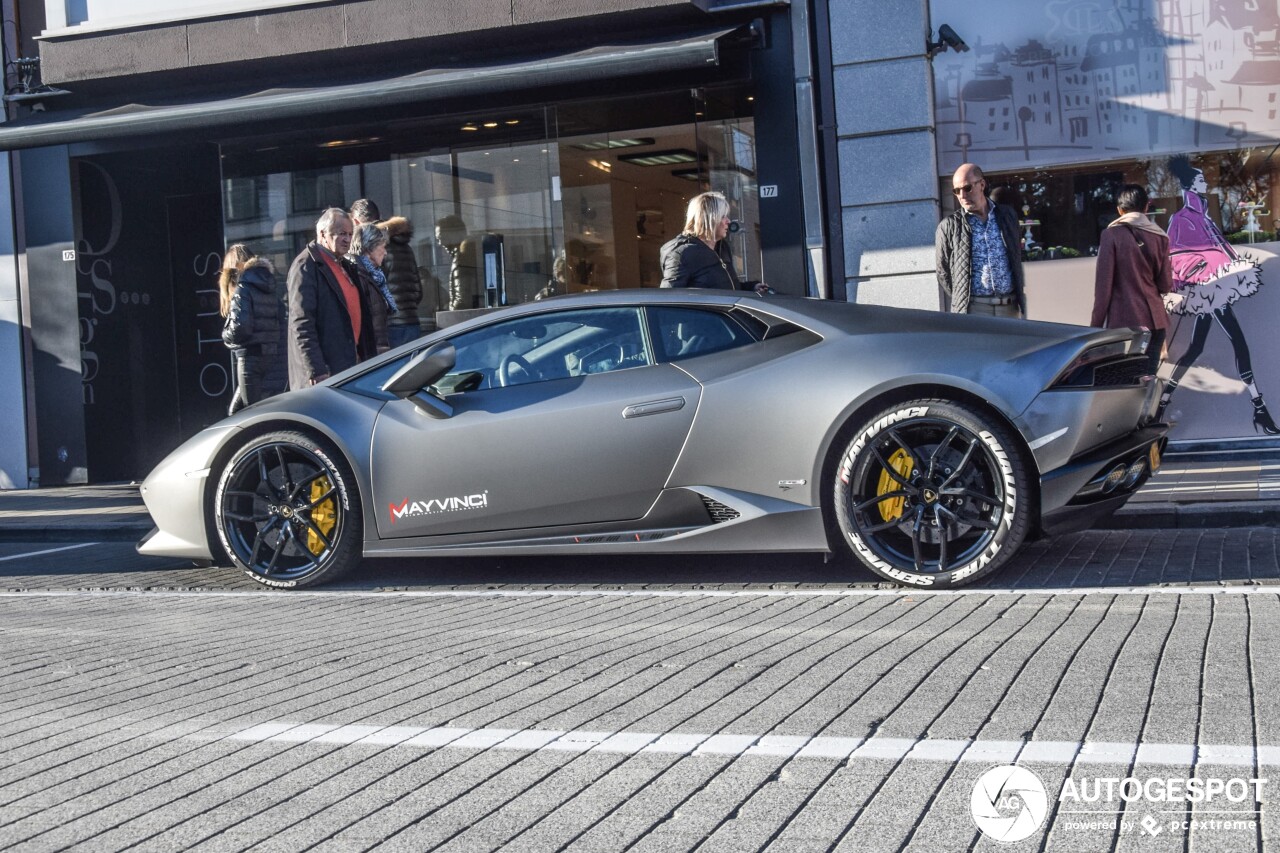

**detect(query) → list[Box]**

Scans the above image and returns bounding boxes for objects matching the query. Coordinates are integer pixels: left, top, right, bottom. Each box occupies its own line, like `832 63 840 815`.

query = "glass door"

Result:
694 89 762 286
392 134 559 322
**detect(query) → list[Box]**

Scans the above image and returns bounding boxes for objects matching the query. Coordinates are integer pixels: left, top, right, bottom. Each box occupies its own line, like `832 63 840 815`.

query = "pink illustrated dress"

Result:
1165 190 1261 315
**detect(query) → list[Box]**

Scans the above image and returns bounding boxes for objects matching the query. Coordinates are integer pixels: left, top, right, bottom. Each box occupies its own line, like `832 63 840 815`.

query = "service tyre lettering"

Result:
831 399 1032 589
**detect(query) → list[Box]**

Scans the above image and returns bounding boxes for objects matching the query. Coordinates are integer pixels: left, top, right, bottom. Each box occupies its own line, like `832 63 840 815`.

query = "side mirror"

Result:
382 342 457 418
383 342 456 397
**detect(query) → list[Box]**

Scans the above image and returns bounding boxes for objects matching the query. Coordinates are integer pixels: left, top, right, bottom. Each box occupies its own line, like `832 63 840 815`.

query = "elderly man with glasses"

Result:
935 163 1026 319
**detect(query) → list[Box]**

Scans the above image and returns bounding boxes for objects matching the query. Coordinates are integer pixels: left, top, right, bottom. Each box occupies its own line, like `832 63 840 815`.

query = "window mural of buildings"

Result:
935 1 1280 442
931 0 1280 174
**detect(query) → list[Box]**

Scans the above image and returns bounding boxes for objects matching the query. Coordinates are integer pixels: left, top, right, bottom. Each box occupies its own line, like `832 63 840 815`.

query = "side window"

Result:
649 306 757 363
441 307 652 392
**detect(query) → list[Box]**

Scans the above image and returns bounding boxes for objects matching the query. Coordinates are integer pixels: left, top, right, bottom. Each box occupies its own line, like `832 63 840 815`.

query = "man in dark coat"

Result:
1091 184 1172 373
287 208 376 390
935 163 1026 318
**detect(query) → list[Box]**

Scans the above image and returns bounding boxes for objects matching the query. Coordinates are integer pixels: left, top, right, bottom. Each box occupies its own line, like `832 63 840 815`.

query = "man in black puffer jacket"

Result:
381 216 423 347
222 258 288 413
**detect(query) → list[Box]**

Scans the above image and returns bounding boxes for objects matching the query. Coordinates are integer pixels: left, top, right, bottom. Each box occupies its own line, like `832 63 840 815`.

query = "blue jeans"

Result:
387 325 420 348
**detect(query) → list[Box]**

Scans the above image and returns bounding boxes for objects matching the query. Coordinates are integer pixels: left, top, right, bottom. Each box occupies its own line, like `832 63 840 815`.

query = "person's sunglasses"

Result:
952 182 982 196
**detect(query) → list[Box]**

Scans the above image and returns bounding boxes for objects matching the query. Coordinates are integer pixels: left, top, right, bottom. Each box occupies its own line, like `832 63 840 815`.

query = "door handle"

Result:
622 397 686 419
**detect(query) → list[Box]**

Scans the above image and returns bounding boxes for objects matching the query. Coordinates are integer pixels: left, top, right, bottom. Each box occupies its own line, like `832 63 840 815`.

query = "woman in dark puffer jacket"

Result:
659 191 742 290
381 216 424 347
221 252 287 414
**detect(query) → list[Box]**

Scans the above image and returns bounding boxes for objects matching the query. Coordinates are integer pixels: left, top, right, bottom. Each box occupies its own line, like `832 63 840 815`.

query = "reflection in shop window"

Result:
950 146 1279 262
223 176 264 223
290 169 346 214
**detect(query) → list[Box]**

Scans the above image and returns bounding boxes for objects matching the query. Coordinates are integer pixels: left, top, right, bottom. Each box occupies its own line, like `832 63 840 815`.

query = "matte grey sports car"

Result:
138 289 1167 589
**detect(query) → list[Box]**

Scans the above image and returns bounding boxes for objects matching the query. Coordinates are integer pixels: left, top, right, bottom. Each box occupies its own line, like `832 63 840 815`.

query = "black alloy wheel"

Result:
214 431 362 588
833 399 1032 588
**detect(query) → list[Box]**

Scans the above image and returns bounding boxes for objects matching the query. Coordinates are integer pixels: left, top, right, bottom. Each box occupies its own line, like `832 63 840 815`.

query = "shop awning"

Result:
0 26 739 151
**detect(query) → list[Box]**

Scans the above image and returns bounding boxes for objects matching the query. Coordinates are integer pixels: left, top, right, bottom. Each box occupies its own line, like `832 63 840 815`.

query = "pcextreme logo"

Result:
389 491 489 523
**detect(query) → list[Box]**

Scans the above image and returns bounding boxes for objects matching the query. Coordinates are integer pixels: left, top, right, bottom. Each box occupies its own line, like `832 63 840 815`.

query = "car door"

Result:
369 306 702 539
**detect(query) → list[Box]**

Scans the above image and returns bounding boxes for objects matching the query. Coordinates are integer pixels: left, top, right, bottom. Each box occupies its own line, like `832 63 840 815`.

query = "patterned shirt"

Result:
967 210 1013 296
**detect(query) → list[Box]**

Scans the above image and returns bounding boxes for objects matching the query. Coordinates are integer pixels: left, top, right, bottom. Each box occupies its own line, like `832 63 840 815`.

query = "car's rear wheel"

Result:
214 430 362 588
832 399 1032 588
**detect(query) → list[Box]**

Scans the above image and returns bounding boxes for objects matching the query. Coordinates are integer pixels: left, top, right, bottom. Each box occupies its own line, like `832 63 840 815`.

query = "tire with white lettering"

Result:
832 399 1032 588
214 430 362 589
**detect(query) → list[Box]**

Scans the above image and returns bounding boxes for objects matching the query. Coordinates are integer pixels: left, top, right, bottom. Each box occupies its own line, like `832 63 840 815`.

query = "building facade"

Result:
0 0 1276 488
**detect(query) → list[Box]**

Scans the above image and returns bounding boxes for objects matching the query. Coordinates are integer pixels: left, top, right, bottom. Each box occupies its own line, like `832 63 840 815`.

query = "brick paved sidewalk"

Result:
1 589 1275 851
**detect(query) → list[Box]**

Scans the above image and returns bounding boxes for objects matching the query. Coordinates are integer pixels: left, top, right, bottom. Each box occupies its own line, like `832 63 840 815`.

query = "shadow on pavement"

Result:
2 528 1276 592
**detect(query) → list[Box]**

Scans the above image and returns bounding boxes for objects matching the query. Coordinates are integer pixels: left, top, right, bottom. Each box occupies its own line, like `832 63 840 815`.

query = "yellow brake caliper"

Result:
877 449 914 522
307 476 337 555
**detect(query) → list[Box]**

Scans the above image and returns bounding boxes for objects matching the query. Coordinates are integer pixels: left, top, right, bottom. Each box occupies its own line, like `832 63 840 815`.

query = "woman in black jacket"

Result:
659 191 742 290
222 252 287 414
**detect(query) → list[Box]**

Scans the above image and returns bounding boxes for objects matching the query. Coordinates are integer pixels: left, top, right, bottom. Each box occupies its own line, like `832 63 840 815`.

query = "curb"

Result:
1100 501 1280 530
0 523 152 543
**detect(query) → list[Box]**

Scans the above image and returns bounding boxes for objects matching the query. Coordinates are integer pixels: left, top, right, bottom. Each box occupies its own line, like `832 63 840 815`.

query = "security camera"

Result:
939 25 968 51
927 24 970 57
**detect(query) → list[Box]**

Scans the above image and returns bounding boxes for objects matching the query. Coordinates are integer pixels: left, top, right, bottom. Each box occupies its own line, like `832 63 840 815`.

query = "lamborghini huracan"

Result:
138 290 1167 589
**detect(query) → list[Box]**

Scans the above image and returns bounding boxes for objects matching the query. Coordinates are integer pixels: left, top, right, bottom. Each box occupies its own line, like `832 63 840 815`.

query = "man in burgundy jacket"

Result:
1091 184 1172 373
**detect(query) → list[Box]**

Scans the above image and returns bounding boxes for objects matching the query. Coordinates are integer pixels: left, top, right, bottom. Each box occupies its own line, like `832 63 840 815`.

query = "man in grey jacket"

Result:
935 163 1026 318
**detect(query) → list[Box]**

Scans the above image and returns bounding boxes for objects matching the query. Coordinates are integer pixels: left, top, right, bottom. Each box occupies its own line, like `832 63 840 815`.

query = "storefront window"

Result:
390 140 558 314
942 146 1280 262
218 87 759 329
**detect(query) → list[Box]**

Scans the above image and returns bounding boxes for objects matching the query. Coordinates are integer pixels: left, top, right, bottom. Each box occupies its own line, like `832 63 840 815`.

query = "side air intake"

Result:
700 495 740 523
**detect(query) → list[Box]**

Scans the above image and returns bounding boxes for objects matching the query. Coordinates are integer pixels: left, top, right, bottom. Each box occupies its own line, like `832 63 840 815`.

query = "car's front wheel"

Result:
214 430 362 588
832 399 1032 588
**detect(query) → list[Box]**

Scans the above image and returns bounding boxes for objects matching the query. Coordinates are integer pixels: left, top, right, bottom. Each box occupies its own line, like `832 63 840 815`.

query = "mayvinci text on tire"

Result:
833 399 1033 588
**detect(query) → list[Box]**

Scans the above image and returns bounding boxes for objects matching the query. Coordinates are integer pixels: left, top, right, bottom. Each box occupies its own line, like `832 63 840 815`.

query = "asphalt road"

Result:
0 530 1277 852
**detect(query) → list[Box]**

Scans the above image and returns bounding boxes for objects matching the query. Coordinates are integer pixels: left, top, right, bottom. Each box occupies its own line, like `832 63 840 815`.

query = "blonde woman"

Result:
217 243 254 318
221 244 287 414
659 191 742 290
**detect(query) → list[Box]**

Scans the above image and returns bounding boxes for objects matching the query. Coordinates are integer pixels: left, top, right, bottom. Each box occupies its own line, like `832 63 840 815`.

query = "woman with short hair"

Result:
347 223 397 354
659 191 742 290
1090 184 1172 374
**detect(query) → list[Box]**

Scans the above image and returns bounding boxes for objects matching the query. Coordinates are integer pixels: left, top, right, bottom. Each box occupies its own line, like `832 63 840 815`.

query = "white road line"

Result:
0 585 1275 599
221 721 1280 767
0 543 96 563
